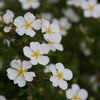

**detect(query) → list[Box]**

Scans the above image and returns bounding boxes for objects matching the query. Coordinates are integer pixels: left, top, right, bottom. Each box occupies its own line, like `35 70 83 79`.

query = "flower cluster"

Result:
67 0 100 18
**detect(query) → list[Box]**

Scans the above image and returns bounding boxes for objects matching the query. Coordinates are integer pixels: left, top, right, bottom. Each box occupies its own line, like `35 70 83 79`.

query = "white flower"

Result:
62 8 80 23
80 42 91 56
23 42 50 65
42 19 62 41
40 12 53 21
0 95 6 100
7 59 35 87
3 39 10 47
0 10 14 24
14 12 41 37
67 0 83 7
66 83 88 100
44 34 63 51
3 26 11 33
53 17 71 36
18 0 40 10
81 0 100 18
50 63 73 90
89 75 100 91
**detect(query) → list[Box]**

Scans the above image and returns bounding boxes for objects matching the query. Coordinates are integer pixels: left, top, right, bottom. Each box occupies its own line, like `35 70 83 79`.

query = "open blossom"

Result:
81 0 100 18
42 19 62 41
14 12 41 37
80 42 91 56
0 10 14 24
53 17 71 36
67 0 83 7
7 59 35 87
23 42 50 65
49 63 73 90
66 83 88 100
62 8 80 23
44 34 63 51
18 0 40 10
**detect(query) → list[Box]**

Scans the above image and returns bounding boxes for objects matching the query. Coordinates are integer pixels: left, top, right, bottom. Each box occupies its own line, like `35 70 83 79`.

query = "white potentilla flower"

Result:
7 59 35 87
0 95 6 100
23 42 50 65
18 0 40 10
50 63 73 90
40 12 53 21
42 19 62 41
62 8 80 23
3 26 11 33
67 0 83 7
81 0 100 18
3 39 10 47
44 34 63 51
14 12 41 37
53 17 71 36
89 75 100 91
44 64 55 73
80 42 91 56
0 1 5 8
0 10 14 24
66 83 88 100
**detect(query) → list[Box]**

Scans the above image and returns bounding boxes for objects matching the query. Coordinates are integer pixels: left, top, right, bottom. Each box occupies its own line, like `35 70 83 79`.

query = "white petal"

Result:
53 44 64 51
81 1 89 9
23 46 33 58
4 26 11 33
24 72 35 82
50 76 58 87
66 89 73 99
31 0 40 9
25 28 36 37
78 89 88 99
0 96 6 100
15 27 26 36
10 59 21 69
24 12 35 23
22 61 32 69
84 10 92 17
30 58 38 65
32 19 41 30
22 3 30 10
63 69 73 80
55 63 64 72
38 56 49 65
30 42 40 51
58 79 68 90
7 68 18 80
14 16 25 27
42 19 49 33
72 84 80 95
14 75 26 87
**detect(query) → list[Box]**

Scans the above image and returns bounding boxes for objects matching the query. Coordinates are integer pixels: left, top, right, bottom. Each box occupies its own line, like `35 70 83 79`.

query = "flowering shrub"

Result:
0 0 100 100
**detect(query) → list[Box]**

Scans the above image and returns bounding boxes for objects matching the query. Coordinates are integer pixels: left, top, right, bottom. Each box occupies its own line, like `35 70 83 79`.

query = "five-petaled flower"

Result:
7 59 35 87
14 12 41 37
66 83 88 100
23 42 50 65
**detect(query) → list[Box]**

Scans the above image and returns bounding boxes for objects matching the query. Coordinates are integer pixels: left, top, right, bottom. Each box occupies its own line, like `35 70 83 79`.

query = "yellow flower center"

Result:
27 0 32 2
57 71 64 79
46 27 52 34
73 95 79 100
89 6 94 11
60 25 64 30
16 68 27 75
25 22 32 28
32 50 42 59
47 39 54 45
